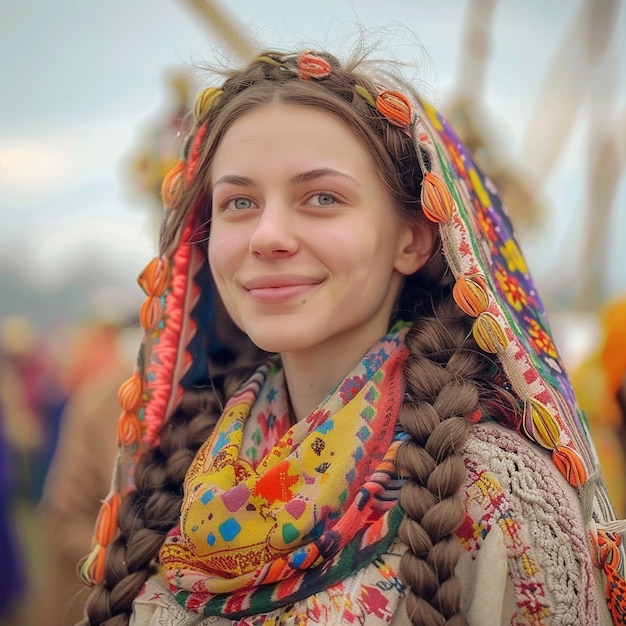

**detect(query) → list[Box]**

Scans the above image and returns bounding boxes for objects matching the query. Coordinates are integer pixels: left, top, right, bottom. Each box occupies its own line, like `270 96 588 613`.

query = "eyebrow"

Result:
213 168 360 188
290 168 360 186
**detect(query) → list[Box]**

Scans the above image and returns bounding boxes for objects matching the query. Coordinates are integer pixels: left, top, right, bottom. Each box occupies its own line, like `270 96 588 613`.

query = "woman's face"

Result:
208 103 432 361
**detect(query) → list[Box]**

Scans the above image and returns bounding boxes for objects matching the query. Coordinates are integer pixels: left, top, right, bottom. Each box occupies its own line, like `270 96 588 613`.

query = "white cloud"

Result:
22 210 156 288
0 138 78 200
0 119 138 202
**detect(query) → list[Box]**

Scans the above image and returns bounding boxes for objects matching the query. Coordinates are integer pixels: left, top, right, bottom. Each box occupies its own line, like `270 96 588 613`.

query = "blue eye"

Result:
228 197 254 210
310 193 338 206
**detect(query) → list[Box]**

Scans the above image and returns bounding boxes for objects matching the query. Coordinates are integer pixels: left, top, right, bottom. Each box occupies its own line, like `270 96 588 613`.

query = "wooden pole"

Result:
177 0 257 61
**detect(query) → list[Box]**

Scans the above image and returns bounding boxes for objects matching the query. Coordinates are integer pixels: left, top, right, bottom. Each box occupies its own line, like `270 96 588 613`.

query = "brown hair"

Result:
81 50 519 626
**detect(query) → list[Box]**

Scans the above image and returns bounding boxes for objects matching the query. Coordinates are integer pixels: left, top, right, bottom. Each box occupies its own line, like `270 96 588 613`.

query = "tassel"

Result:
80 492 122 585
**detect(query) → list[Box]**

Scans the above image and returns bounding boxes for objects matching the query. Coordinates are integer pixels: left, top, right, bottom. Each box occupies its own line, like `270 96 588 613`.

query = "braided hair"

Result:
80 50 520 626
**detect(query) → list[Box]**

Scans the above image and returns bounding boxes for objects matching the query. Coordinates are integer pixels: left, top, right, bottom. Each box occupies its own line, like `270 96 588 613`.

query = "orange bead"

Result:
137 256 170 296
453 275 489 317
117 372 144 413
139 296 163 332
298 52 332 80
161 161 185 209
420 171 455 223
375 90 412 127
117 410 143 447
553 445 588 488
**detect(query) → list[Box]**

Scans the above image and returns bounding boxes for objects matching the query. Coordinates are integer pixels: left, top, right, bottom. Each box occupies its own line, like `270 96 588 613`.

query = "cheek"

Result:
324 227 389 269
208 235 243 325
328 227 403 289
208 228 244 275
207 239 220 272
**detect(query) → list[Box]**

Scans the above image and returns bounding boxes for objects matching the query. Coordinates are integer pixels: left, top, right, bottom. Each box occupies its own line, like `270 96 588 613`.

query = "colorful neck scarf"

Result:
159 324 410 618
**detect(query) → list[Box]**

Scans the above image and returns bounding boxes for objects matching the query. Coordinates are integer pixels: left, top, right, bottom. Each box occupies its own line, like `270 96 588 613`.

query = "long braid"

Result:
397 268 514 625
82 379 240 625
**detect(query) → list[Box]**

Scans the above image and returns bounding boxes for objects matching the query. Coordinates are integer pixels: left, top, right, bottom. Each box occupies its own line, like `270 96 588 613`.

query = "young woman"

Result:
78 49 625 626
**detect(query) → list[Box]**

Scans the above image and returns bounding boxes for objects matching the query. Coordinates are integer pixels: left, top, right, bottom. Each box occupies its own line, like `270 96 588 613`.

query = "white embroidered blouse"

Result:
129 423 612 626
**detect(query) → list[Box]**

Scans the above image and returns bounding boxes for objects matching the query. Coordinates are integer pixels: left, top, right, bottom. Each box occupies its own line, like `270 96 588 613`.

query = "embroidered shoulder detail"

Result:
134 555 405 625
459 423 600 626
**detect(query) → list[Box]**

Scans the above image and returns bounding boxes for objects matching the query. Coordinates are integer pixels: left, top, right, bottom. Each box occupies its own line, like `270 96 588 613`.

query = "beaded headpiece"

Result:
82 50 626 621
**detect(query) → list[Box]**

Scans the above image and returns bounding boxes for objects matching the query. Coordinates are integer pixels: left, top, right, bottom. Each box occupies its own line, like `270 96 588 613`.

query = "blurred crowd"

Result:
0 66 189 626
0 295 625 625
0 312 139 626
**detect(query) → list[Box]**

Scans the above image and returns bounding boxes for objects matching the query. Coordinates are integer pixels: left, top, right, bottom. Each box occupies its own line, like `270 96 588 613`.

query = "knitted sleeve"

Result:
456 422 612 626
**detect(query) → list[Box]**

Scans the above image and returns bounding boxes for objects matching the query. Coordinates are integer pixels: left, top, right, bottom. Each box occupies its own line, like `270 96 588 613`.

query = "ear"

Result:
394 219 437 276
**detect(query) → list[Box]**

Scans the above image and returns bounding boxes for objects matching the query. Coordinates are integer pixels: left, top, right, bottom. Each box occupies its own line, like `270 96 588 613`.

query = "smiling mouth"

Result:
244 276 323 303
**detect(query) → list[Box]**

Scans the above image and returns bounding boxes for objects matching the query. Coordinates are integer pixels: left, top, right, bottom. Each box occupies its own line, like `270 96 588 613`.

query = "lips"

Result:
243 275 323 303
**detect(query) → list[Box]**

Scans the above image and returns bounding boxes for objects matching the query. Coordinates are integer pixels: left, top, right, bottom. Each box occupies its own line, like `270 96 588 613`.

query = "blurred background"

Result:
1 0 625 624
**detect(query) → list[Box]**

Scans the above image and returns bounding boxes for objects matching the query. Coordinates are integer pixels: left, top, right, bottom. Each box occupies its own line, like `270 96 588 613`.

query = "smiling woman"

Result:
208 104 433 415
76 48 625 626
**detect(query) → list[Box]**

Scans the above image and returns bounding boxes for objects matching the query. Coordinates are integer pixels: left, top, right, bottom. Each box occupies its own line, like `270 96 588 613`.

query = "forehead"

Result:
210 103 375 174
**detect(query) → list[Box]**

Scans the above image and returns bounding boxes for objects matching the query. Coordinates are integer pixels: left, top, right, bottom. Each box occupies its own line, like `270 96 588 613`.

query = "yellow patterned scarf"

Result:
159 324 410 617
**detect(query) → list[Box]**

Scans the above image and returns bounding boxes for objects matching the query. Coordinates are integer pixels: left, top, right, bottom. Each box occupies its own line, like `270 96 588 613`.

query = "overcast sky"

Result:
1 0 624 330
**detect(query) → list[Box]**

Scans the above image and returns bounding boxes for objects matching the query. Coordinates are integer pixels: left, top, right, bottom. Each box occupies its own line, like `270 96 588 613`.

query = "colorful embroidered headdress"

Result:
82 49 626 621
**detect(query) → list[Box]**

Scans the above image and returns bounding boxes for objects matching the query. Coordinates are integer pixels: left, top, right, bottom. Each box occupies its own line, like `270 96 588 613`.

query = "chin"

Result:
243 326 315 355
247 337 305 355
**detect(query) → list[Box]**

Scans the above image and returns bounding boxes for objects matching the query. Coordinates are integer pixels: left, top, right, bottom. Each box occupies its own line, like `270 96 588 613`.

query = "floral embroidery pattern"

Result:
428 107 573 401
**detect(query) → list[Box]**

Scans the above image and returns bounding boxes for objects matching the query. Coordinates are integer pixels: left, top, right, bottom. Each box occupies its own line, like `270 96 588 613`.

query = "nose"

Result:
249 202 298 258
